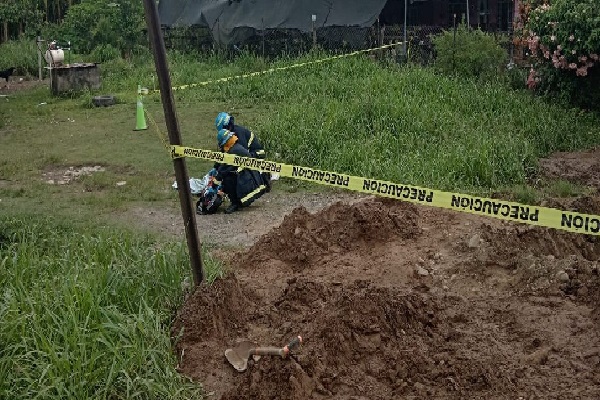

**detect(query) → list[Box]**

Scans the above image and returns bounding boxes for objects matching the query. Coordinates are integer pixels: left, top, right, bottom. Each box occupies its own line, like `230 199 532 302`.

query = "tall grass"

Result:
0 39 39 75
4 43 599 193
0 215 218 399
132 53 599 191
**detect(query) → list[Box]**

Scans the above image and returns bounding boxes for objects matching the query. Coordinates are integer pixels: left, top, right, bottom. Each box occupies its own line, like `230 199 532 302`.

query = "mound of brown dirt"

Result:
476 222 600 262
539 146 600 189
218 279 445 400
570 196 600 215
541 195 600 217
176 273 600 399
462 222 600 309
172 275 258 344
175 198 600 399
247 199 421 266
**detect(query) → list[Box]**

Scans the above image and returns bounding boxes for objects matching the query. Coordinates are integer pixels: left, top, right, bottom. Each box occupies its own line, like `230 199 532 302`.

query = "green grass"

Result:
0 39 40 75
99 49 600 194
499 179 594 205
0 214 226 399
1 48 599 217
170 56 598 193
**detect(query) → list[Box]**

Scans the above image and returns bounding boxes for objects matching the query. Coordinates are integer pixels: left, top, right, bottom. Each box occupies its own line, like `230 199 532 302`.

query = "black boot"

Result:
262 172 272 193
225 203 240 214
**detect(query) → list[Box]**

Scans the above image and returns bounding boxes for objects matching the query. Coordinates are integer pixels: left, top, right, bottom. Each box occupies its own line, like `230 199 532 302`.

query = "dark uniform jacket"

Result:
216 142 267 207
212 125 265 169
213 124 271 191
232 124 266 159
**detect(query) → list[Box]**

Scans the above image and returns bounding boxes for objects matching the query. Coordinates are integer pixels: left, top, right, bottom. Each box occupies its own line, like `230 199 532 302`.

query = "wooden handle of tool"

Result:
282 335 303 357
248 336 303 358
249 347 285 357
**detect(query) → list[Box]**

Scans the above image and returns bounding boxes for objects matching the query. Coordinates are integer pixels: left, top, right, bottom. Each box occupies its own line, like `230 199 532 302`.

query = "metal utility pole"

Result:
312 14 317 48
403 0 407 56
466 0 470 27
141 0 204 285
453 14 457 73
37 36 43 81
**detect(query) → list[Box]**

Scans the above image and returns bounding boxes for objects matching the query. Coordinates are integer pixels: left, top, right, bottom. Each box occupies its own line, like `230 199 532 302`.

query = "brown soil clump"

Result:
539 146 600 189
247 199 421 266
174 196 600 399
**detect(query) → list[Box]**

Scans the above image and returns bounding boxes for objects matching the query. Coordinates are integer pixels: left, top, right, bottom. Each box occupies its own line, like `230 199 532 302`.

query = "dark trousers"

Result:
222 175 241 206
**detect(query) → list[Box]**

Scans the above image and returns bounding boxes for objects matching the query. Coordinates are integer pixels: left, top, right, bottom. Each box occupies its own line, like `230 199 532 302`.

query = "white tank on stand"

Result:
44 41 65 67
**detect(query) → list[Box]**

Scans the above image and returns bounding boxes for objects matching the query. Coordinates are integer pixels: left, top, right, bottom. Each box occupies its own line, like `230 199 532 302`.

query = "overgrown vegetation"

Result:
60 0 145 58
432 23 508 81
519 0 600 110
2 49 600 195
0 38 39 74
0 215 226 398
99 51 597 192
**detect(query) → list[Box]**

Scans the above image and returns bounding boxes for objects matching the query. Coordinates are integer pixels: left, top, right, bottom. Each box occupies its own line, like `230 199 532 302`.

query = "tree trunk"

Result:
3 22 8 43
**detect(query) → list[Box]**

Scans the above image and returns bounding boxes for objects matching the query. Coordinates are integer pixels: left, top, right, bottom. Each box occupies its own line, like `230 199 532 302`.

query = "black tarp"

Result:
157 0 388 46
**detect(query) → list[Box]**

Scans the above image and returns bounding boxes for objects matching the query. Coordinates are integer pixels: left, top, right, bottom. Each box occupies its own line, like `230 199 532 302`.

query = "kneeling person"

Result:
215 111 271 191
214 129 268 214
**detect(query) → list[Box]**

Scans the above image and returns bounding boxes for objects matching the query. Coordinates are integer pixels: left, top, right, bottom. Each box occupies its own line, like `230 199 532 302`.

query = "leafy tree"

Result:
0 0 43 41
60 0 145 58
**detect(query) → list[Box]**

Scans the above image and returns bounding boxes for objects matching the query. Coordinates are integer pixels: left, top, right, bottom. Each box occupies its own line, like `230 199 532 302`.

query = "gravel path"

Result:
122 189 366 247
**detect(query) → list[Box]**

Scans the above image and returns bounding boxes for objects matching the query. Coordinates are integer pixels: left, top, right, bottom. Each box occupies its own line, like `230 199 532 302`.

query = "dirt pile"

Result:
174 195 600 399
218 279 444 400
172 275 258 344
476 222 600 261
176 276 535 400
247 199 421 266
570 195 600 215
539 146 600 189
459 221 600 311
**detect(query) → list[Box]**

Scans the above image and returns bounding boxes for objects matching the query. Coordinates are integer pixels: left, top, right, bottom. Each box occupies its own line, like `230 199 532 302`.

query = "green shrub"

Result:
90 43 121 63
523 0 600 110
61 0 145 58
535 63 600 109
0 39 39 76
432 23 508 81
504 64 530 90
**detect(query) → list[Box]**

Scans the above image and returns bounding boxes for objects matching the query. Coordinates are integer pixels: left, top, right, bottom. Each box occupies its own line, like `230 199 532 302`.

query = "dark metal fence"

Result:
160 23 513 65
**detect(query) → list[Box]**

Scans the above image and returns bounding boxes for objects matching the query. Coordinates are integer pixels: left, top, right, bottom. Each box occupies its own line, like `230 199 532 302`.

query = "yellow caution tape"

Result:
151 42 403 94
171 144 600 236
144 107 171 150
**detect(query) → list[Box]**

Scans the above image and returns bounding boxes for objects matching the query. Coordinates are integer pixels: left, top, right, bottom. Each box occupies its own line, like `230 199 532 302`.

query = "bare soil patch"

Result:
122 191 366 248
0 76 49 93
539 146 600 189
42 164 107 185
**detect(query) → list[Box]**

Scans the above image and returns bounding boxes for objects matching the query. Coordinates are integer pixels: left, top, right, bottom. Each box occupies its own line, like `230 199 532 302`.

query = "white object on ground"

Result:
172 175 210 195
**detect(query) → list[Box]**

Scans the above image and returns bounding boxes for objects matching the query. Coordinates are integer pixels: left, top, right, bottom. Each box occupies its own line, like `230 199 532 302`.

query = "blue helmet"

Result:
217 129 235 147
215 112 232 131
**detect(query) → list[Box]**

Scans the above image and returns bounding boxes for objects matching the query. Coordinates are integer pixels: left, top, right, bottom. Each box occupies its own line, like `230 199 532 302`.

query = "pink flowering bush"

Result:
522 0 600 109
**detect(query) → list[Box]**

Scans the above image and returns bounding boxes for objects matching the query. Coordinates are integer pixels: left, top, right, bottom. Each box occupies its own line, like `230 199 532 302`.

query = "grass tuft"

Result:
0 215 221 399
